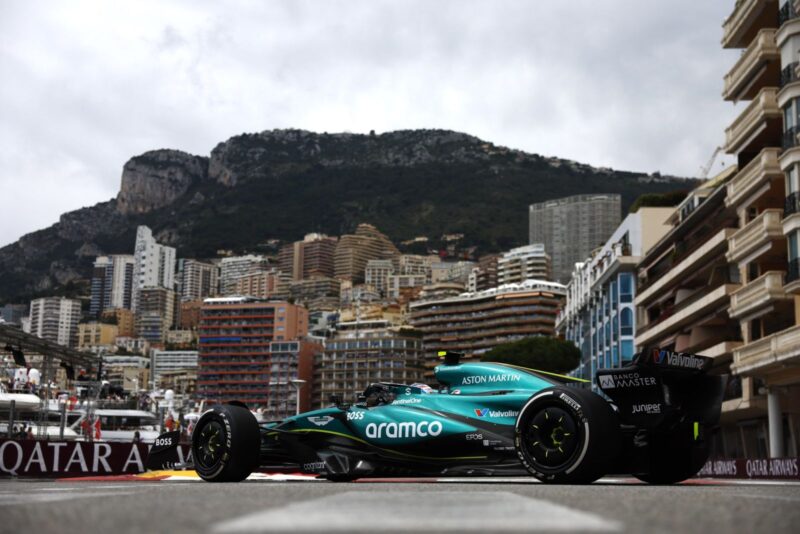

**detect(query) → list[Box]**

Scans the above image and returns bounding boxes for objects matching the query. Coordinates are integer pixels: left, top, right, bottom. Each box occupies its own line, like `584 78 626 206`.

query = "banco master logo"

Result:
365 420 443 439
651 349 706 370
474 408 519 418
598 375 615 389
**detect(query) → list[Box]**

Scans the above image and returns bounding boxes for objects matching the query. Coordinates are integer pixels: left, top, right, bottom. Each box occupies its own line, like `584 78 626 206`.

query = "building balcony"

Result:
725 148 783 208
726 209 785 265
723 29 780 101
732 324 800 376
729 271 792 320
701 340 743 360
725 87 782 155
635 283 741 349
723 0 779 49
636 228 736 307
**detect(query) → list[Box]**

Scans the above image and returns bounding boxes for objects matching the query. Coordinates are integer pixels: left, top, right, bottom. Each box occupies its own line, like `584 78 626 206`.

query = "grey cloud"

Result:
0 0 741 247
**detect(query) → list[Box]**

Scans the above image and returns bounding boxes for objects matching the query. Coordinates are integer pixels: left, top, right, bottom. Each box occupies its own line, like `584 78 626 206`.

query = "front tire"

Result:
192 404 260 482
515 387 621 484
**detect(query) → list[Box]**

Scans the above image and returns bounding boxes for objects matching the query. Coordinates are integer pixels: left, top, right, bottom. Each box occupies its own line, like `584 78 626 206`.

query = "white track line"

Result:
211 491 621 532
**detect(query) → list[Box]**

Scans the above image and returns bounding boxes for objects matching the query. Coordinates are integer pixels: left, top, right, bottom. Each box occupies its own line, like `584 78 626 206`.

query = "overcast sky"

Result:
0 0 741 248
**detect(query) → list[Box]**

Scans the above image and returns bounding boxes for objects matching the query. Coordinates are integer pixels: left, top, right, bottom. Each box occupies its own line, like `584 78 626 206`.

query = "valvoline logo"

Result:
652 349 667 364
474 408 490 417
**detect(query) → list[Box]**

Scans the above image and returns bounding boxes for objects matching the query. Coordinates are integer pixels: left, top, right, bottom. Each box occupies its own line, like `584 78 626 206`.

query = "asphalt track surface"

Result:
3 476 800 533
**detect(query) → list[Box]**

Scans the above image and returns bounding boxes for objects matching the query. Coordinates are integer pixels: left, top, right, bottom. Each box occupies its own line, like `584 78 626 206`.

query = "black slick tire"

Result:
515 386 621 484
192 404 260 482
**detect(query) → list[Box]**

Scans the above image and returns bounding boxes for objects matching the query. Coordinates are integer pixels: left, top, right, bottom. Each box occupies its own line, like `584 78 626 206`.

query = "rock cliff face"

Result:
116 150 208 215
0 128 695 304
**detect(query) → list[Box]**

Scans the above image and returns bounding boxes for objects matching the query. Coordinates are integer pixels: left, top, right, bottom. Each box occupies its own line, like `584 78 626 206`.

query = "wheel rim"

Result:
196 420 226 470
523 406 579 470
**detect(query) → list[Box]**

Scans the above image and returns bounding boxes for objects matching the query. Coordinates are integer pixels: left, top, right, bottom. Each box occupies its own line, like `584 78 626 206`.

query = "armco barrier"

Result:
698 457 800 480
0 438 191 477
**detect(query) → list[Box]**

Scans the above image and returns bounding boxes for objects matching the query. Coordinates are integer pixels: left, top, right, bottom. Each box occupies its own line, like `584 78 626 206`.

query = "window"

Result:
620 308 633 336
786 103 796 132
787 166 799 195
610 281 617 304
619 274 633 303
790 231 799 261
621 340 634 361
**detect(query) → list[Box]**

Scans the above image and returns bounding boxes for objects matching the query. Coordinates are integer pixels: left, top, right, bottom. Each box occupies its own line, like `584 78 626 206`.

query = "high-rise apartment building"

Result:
197 297 319 414
29 297 82 348
556 208 673 389
289 276 341 311
497 244 551 285
219 255 269 296
90 255 134 316
151 350 198 388
234 270 290 300
136 287 175 344
409 280 566 376
529 194 621 283
334 224 400 283
430 261 476 285
312 323 425 408
177 259 219 302
77 322 119 352
364 259 394 297
132 226 176 311
101 308 135 337
634 173 746 457
278 233 338 281
715 0 800 458
468 254 500 293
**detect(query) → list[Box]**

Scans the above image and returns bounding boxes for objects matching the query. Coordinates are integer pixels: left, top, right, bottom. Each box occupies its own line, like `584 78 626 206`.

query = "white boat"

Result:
0 422 80 440
70 408 161 443
0 392 42 411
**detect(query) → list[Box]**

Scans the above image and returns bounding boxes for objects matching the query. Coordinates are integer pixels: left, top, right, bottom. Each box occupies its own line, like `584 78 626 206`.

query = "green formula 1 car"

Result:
147 349 726 484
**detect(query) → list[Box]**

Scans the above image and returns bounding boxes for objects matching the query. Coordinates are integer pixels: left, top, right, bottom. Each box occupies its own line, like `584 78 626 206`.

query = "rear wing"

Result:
596 349 726 430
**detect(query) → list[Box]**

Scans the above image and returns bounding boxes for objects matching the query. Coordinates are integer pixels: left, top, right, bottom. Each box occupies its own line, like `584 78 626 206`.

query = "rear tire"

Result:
192 404 260 482
515 387 621 484
634 421 710 484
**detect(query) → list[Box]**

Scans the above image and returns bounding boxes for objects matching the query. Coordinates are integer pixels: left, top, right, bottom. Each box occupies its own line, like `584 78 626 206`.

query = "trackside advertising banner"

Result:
0 439 191 477
698 457 800 480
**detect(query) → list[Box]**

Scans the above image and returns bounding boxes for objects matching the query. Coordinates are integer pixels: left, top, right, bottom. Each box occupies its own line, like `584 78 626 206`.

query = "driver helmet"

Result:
410 383 433 394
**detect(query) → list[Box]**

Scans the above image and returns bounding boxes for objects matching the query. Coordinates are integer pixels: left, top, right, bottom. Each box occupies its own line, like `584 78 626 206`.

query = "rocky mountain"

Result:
0 128 695 304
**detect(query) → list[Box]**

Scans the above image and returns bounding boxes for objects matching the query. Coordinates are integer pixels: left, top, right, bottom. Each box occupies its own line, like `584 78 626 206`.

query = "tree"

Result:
481 336 580 374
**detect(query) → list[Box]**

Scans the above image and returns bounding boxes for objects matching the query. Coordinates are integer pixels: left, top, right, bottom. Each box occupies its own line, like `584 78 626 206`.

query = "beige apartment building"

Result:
634 172 748 457
334 224 400 283
724 0 800 458
634 0 800 459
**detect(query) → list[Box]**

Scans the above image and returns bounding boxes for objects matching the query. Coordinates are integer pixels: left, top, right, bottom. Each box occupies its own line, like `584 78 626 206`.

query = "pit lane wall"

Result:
698 457 800 480
0 438 191 477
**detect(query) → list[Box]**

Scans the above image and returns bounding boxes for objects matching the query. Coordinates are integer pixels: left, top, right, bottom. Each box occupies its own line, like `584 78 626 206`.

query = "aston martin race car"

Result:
147 349 726 484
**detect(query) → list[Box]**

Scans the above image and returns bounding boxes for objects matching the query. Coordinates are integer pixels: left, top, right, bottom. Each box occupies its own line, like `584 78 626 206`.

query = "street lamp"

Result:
290 379 306 416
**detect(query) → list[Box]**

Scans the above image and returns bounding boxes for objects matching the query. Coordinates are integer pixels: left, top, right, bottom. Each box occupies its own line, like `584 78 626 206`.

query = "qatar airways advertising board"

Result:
0 438 191 477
